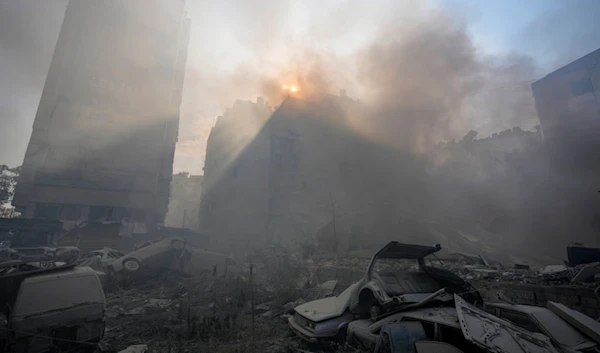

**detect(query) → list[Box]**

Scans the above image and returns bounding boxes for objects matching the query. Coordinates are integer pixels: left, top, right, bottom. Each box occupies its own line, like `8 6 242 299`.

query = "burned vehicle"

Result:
351 242 482 319
110 236 185 273
0 265 105 352
483 302 600 353
288 242 482 344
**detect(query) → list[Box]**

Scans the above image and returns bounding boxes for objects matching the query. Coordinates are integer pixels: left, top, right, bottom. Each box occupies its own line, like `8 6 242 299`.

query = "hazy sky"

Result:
0 0 598 174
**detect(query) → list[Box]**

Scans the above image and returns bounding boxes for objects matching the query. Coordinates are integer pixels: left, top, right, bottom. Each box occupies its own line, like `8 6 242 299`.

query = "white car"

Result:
110 237 185 273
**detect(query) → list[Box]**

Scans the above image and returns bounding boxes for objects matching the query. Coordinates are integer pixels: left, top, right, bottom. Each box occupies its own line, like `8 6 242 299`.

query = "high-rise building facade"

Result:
13 0 190 227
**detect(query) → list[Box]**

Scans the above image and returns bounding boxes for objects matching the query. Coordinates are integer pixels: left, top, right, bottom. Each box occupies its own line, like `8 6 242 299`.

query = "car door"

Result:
454 295 561 353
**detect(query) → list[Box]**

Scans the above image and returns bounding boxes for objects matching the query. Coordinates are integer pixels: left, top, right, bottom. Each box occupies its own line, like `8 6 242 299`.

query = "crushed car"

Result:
78 247 125 272
347 306 475 351
288 282 358 345
350 242 483 319
347 295 561 353
288 241 483 344
109 236 185 273
373 322 469 353
0 265 105 352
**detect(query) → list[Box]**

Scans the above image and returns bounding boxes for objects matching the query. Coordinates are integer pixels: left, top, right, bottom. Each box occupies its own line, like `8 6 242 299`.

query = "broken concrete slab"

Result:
547 301 600 344
571 263 600 283
541 265 567 274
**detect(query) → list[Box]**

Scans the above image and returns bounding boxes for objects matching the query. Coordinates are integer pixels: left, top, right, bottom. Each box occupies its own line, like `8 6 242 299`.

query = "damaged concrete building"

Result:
199 93 438 255
12 1 190 235
532 47 600 141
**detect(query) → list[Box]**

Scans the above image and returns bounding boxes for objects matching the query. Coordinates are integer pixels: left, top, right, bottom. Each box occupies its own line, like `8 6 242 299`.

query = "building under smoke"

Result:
13 0 190 230
532 47 600 141
200 91 598 264
199 93 435 254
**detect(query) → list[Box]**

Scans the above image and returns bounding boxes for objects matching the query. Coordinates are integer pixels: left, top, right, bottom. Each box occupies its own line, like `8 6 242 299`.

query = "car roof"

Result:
21 266 98 284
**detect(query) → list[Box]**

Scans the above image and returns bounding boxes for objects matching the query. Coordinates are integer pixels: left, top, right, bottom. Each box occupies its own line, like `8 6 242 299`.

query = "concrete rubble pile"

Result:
6 238 599 353
97 245 317 353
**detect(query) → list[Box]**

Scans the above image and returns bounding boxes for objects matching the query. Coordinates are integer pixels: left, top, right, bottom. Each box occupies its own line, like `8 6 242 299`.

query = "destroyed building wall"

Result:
532 47 600 141
12 0 190 229
199 90 598 262
199 94 436 253
198 99 272 253
165 173 202 230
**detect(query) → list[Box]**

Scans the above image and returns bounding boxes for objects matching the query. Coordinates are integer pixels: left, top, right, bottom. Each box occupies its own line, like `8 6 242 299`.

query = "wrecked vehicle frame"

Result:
351 241 482 319
288 241 483 345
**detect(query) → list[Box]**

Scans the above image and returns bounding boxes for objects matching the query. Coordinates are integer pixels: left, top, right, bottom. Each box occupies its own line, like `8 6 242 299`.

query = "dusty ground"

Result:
99 248 351 353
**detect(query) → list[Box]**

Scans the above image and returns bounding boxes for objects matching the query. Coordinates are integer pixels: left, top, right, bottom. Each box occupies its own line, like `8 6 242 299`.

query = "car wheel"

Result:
123 258 141 272
171 240 185 250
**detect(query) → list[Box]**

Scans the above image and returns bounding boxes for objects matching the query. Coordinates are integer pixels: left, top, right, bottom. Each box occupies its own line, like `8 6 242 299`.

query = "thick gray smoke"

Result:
0 0 68 167
237 5 541 153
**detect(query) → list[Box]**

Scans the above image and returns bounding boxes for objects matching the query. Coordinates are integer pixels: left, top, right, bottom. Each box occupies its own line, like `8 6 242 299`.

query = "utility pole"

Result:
330 193 338 257
182 209 186 229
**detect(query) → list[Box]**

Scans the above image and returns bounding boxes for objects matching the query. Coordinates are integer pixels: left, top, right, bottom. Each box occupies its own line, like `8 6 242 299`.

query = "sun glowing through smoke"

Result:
282 84 299 93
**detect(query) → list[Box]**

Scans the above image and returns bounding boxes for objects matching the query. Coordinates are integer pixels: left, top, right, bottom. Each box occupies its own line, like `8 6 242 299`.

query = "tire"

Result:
171 240 185 250
123 258 141 272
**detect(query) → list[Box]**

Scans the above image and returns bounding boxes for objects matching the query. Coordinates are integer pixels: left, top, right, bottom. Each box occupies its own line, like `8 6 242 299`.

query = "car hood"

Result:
295 283 358 322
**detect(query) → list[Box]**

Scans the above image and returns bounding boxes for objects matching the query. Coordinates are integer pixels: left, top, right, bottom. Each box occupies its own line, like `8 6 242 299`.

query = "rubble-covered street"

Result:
2 1 600 352
72 242 600 353
98 247 340 353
